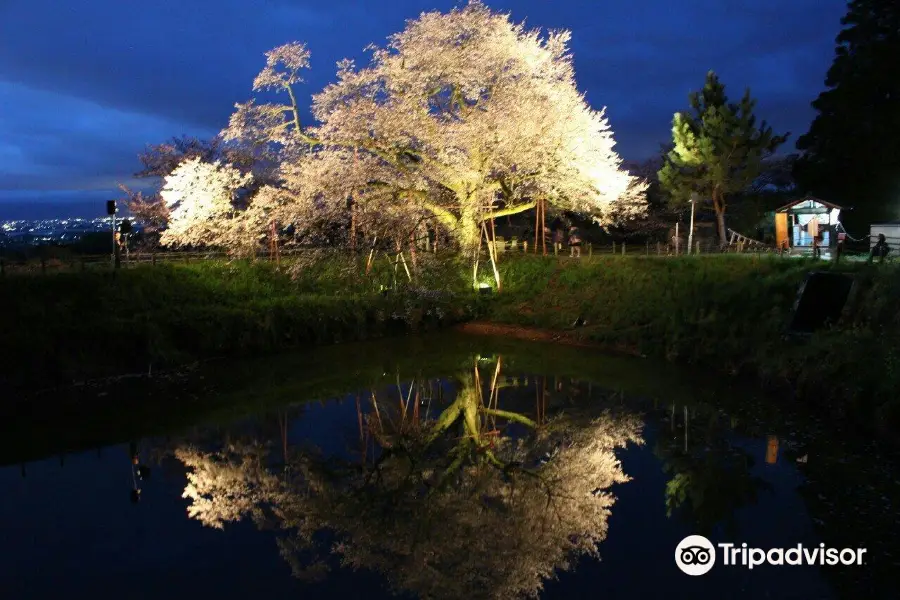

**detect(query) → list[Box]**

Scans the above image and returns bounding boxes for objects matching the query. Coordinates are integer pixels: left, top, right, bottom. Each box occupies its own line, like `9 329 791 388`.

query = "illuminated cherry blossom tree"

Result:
159 157 254 250
223 1 646 254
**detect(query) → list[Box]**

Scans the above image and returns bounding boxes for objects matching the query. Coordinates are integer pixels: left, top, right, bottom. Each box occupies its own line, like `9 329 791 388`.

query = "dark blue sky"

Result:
0 0 846 219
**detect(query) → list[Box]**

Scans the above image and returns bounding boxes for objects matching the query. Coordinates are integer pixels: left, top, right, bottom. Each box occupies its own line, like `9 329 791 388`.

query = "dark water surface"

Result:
1 334 896 599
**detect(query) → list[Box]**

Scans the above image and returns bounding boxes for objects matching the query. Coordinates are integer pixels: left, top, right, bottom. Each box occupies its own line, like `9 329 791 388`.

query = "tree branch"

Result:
481 408 538 428
480 200 536 221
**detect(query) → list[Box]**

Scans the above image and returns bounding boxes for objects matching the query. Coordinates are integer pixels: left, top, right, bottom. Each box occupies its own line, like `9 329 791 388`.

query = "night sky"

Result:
0 0 846 219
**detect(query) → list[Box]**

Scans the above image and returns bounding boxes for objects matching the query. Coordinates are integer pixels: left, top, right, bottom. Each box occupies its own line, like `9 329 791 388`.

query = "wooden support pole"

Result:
473 225 484 287
398 251 412 281
482 220 501 292
540 200 546 255
365 236 378 275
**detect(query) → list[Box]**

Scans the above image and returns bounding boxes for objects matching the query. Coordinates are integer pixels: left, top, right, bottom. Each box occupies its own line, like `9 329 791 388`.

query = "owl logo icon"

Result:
675 535 716 575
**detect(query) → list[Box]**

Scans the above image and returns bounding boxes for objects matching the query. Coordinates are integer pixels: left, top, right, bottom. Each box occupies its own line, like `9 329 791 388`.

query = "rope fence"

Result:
0 238 766 277
4 230 898 277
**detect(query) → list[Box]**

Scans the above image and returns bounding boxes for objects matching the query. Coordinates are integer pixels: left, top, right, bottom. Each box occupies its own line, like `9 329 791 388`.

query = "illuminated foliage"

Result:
159 158 254 250
658 71 787 245
223 1 646 254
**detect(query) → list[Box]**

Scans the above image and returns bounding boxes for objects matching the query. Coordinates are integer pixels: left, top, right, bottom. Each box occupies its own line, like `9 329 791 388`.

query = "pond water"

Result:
0 333 896 599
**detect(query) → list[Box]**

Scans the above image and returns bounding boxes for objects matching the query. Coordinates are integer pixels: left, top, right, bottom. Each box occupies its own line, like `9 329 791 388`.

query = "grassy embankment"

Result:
3 252 898 434
485 254 900 435
0 255 476 390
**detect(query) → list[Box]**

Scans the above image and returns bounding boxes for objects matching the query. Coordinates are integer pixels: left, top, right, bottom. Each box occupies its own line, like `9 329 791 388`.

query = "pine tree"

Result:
658 71 787 245
794 0 900 229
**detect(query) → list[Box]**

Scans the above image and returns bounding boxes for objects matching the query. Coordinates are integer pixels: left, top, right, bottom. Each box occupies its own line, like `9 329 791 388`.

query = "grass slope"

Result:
487 254 900 435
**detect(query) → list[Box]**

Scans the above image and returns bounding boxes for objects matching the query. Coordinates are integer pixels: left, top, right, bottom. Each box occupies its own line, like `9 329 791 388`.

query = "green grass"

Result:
4 252 898 436
0 260 477 389
486 254 900 435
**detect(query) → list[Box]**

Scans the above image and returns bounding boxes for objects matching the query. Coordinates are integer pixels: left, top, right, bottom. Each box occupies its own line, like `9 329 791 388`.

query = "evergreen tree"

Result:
658 72 787 245
794 0 900 229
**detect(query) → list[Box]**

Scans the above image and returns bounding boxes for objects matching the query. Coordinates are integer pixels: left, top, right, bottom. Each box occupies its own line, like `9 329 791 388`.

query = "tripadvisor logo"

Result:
675 535 867 575
675 535 716 576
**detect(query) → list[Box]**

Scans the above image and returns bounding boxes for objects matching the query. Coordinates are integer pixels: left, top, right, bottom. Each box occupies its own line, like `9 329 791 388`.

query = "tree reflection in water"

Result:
655 404 774 538
175 356 644 599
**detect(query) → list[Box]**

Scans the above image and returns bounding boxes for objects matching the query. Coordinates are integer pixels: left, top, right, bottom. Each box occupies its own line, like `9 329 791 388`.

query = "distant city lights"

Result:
0 217 143 246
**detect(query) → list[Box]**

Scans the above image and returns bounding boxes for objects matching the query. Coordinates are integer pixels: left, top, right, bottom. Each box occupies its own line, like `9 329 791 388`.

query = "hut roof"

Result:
776 196 844 213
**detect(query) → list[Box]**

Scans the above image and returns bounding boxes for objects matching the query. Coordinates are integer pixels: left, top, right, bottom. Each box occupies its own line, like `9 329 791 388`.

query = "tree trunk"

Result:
715 210 727 247
713 190 727 247
458 211 480 254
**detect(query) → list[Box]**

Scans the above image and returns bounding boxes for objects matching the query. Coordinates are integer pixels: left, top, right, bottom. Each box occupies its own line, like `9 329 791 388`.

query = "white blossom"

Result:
159 157 253 249
222 1 646 252
252 42 311 91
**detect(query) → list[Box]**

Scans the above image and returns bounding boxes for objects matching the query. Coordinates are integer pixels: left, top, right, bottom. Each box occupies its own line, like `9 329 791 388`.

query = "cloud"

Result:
0 0 848 212
0 81 212 193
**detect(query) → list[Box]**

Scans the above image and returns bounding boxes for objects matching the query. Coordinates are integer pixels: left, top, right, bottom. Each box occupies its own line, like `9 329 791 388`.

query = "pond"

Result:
0 333 896 600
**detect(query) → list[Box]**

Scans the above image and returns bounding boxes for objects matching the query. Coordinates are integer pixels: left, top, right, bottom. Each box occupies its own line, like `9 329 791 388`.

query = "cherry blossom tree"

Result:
117 184 169 250
223 1 646 256
159 157 254 251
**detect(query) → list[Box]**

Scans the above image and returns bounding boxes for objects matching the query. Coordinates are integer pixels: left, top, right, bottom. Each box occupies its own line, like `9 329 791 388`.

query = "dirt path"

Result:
455 321 645 357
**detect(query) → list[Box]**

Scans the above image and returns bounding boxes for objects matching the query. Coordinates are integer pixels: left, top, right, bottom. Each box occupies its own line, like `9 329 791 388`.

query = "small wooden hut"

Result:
774 196 844 252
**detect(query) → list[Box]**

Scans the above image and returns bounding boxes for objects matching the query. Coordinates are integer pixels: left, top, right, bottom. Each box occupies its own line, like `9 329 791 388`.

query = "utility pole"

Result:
107 200 120 269
688 192 698 255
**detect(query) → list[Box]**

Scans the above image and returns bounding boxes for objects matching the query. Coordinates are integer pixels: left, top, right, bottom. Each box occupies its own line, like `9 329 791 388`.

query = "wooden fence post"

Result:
696 241 700 254
612 241 616 255
657 242 661 255
646 241 649 255
588 243 593 257
622 243 626 256
152 253 156 266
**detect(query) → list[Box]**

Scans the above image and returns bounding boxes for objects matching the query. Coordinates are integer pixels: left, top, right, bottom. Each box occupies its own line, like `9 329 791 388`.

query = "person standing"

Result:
869 233 891 263
568 225 582 258
552 227 564 254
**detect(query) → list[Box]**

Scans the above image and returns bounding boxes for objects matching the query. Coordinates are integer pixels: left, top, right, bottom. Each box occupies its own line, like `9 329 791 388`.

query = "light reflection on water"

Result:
0 336 883 599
